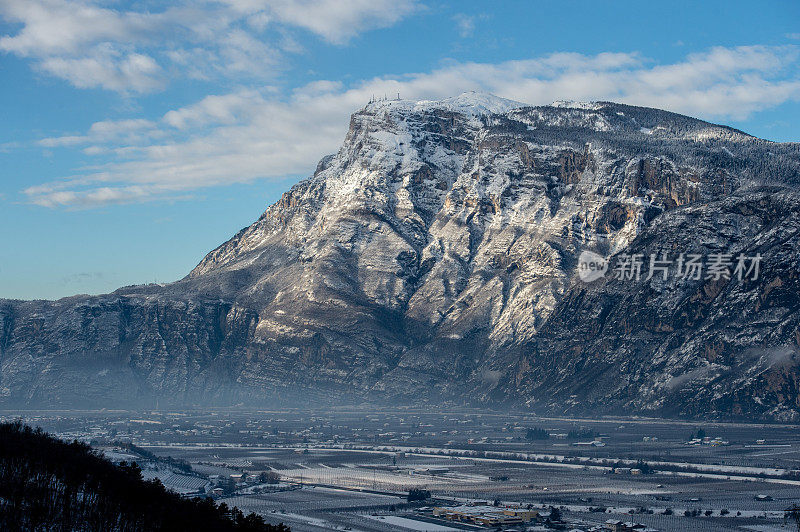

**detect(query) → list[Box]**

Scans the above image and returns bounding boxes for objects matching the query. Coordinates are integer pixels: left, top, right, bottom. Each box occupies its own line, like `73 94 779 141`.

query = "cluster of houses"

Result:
429 505 660 531
431 504 540 527
603 520 658 532
611 467 644 475
207 472 289 497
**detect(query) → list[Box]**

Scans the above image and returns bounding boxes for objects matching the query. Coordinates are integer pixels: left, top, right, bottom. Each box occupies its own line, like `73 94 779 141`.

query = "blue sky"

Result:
1 0 799 300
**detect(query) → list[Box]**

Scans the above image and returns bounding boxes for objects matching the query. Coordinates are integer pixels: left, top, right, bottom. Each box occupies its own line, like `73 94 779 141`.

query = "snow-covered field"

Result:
365 515 461 531
141 468 207 494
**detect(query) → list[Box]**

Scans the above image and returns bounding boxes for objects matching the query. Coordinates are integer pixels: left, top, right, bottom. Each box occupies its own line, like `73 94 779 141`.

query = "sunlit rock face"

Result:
2 92 799 419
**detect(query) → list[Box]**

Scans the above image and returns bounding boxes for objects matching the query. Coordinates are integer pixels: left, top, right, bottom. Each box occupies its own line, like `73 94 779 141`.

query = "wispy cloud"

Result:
0 0 420 93
22 45 800 208
39 119 159 148
60 271 105 285
452 13 488 38
453 13 476 38
228 0 421 45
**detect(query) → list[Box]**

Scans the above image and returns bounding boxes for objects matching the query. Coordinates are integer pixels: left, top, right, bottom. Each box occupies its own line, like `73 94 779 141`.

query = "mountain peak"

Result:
364 91 524 117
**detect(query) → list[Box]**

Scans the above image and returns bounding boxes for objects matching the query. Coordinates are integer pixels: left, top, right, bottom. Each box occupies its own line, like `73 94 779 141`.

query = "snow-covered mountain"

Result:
2 92 799 419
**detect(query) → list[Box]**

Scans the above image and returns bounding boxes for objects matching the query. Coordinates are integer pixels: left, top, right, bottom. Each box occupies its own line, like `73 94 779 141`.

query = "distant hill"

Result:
0 421 287 531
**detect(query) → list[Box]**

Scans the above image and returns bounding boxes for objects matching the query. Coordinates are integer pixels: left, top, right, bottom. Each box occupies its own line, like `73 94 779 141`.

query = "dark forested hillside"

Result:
0 421 287 532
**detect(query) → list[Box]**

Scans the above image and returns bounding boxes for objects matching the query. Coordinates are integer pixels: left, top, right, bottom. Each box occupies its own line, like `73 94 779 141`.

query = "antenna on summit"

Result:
396 92 400 100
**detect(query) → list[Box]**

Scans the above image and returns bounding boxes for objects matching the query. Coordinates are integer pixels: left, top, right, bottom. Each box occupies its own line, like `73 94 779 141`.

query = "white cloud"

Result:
162 89 270 129
0 0 162 56
0 0 188 93
23 45 800 208
266 0 419 44
39 118 158 148
221 0 420 44
39 47 165 92
0 0 420 93
28 185 155 208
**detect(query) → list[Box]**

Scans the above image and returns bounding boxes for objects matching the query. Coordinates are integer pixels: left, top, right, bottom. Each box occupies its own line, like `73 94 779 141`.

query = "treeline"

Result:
525 427 549 440
567 428 597 439
407 489 431 502
114 441 193 475
0 421 288 531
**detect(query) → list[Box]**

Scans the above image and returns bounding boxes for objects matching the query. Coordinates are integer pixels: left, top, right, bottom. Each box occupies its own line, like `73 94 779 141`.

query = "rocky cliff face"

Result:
508 189 800 420
2 93 799 419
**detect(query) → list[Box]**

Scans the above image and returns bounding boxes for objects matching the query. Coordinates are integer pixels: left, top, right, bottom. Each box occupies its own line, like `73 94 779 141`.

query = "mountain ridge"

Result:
1 93 799 419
